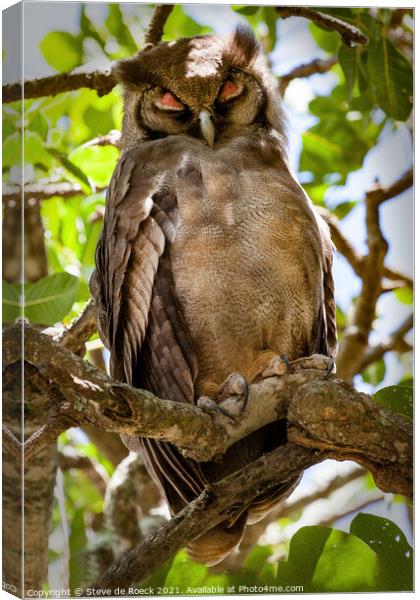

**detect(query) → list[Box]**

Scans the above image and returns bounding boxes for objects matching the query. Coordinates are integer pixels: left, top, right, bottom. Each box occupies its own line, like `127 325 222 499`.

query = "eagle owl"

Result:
90 27 337 565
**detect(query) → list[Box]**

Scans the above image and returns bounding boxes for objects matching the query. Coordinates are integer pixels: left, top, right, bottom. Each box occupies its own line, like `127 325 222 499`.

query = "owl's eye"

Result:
218 79 244 103
155 91 186 111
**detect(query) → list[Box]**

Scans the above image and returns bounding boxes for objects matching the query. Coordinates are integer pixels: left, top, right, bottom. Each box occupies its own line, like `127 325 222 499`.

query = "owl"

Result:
90 26 337 565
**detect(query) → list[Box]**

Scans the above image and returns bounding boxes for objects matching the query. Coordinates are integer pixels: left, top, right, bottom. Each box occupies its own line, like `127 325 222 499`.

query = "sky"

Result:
5 2 413 542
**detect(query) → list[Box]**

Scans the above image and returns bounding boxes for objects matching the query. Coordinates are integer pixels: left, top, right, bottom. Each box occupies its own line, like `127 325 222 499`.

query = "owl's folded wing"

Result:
89 144 206 510
90 146 197 395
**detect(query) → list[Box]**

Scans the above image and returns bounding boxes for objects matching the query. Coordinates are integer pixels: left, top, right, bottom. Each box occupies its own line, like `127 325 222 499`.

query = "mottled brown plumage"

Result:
90 27 337 565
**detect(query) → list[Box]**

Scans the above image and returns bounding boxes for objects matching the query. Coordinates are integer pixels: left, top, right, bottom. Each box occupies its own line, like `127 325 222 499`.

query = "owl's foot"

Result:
197 373 248 421
261 353 335 379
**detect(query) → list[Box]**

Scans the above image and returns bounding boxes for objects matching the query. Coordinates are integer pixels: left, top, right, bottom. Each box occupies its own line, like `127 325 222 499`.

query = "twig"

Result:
144 5 174 45
358 313 413 372
4 323 412 496
365 168 413 206
82 130 121 149
279 57 337 96
58 299 97 356
275 7 369 47
3 182 106 204
90 444 318 591
58 449 109 495
3 65 115 104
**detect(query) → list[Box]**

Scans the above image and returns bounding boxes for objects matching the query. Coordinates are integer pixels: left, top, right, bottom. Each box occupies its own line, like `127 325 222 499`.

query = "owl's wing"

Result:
90 144 206 509
90 146 197 392
312 215 338 358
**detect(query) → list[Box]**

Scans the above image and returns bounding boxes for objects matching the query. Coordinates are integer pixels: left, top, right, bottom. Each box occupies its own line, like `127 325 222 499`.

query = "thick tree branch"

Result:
91 444 318 591
279 57 337 96
275 7 369 46
3 323 412 497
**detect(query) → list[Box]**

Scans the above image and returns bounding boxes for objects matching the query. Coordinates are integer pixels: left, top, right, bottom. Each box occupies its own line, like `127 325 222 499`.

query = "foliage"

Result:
3 3 412 594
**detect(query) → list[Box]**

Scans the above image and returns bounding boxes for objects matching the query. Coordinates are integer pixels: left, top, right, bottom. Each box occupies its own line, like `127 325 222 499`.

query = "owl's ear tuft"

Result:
113 54 146 86
227 25 260 67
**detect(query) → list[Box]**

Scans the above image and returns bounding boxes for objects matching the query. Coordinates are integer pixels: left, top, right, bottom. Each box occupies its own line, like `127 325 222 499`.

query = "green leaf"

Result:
163 5 211 40
277 526 381 592
68 145 119 187
80 5 106 51
28 112 49 140
367 37 413 120
332 200 357 219
309 21 340 53
350 514 413 591
24 273 79 325
48 148 92 192
338 46 359 98
69 508 87 594
374 385 413 419
234 6 260 16
105 5 137 55
39 31 83 73
164 550 208 593
3 132 22 167
394 287 413 305
24 131 53 168
3 281 21 323
361 358 386 386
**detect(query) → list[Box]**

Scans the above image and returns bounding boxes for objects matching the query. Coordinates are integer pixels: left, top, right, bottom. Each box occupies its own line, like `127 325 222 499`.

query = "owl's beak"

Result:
198 110 215 147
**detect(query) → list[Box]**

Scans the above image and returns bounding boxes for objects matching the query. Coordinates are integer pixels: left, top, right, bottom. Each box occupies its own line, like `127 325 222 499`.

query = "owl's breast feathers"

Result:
90 134 337 561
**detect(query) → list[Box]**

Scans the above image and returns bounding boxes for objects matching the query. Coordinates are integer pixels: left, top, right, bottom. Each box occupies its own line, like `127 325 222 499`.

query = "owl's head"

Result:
114 26 285 151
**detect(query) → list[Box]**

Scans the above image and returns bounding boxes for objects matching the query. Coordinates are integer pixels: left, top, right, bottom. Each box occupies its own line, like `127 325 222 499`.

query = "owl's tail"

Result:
187 512 248 566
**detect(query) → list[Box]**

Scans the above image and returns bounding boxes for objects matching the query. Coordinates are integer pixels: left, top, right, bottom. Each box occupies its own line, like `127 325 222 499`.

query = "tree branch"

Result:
358 313 413 372
3 65 115 104
275 7 369 47
144 5 174 45
336 170 413 380
3 4 175 104
279 57 337 96
90 444 318 591
58 448 109 495
3 181 107 204
57 299 97 356
317 206 413 288
4 322 412 497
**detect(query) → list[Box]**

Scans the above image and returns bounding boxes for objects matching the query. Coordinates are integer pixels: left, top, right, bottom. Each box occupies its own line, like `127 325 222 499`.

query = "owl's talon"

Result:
289 354 336 375
197 396 239 422
218 372 248 405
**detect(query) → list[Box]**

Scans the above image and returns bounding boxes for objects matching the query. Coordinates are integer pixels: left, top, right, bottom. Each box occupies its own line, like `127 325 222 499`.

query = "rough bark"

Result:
4 323 412 498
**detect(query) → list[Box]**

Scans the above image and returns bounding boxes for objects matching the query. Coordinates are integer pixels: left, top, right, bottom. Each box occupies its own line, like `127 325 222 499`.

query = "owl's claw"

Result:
197 396 239 422
197 373 248 421
261 353 335 379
